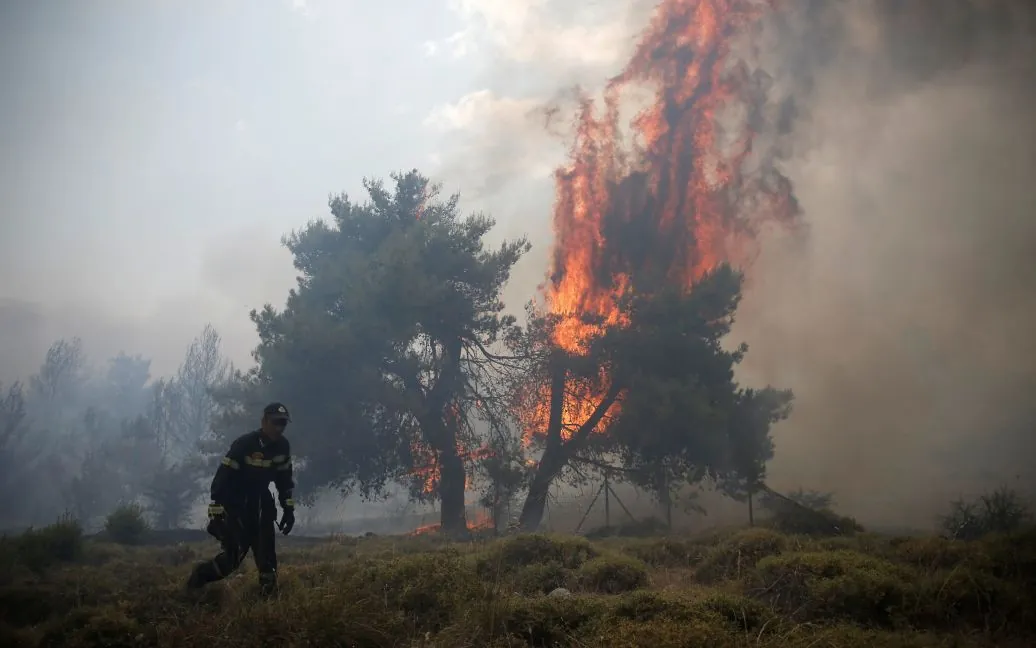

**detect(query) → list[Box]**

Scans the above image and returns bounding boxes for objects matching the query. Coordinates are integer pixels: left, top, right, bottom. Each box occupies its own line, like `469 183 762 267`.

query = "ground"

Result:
1 521 1034 647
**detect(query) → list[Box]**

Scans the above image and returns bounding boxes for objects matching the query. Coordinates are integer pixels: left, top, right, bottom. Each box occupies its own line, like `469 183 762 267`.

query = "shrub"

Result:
104 503 151 545
37 606 151 648
475 533 599 590
508 561 571 594
751 550 913 626
910 566 1030 631
618 537 708 568
480 534 598 570
695 527 788 583
893 536 992 571
940 487 1032 540
6 514 84 573
576 554 649 593
497 595 607 646
357 551 486 633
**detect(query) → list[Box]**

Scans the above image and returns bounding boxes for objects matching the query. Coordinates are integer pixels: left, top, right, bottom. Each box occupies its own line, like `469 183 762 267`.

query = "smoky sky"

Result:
733 0 1036 526
0 0 482 381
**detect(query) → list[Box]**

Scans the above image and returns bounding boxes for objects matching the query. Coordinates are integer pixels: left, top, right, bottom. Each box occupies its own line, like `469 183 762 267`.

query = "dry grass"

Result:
1 521 1034 647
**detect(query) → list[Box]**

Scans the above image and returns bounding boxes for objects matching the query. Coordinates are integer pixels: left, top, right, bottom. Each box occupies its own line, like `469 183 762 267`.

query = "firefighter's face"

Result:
261 415 288 439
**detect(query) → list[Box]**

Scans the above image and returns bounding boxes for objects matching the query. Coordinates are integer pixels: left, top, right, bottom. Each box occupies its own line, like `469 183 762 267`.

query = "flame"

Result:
528 0 797 443
408 400 497 495
410 439 495 495
409 508 495 536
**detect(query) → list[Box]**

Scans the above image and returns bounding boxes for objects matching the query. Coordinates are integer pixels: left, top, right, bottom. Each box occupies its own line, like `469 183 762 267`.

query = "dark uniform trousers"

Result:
190 491 279 587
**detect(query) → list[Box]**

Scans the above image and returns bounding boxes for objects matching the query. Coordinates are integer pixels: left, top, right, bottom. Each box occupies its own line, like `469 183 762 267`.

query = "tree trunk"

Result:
438 448 468 536
517 356 568 532
418 338 468 537
517 351 623 532
518 453 563 531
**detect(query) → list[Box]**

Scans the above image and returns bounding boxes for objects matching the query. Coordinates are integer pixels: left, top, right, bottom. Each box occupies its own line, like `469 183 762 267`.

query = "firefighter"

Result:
186 402 296 596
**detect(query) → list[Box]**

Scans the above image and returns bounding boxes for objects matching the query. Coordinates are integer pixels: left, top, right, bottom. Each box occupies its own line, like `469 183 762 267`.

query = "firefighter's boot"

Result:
258 570 278 597
186 561 219 590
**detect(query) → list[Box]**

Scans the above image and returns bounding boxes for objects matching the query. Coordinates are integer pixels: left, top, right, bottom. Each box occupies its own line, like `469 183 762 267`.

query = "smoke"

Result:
434 0 1036 529
735 0 1036 526
0 223 294 382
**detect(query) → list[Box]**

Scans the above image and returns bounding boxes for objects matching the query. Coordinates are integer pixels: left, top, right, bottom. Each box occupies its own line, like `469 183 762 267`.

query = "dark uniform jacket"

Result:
210 430 295 511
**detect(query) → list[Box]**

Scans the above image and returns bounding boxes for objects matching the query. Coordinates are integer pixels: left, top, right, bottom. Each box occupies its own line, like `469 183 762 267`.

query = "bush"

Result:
576 555 649 593
497 595 608 646
618 537 708 568
911 566 1030 630
480 534 598 570
694 528 788 583
4 514 84 573
2 526 1034 646
38 606 151 648
751 550 913 626
104 503 151 545
893 536 992 571
357 551 486 633
508 561 571 594
940 487 1032 540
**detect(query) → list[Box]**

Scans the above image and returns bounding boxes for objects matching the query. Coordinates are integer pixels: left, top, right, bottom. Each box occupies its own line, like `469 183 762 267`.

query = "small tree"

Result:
476 432 530 532
104 502 151 545
143 456 206 530
233 170 530 535
940 486 1032 540
174 324 231 452
0 382 37 525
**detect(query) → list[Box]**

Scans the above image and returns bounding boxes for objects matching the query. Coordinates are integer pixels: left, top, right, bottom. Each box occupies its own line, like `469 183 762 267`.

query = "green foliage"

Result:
761 490 864 537
357 551 487 632
0 514 84 574
695 527 789 582
940 487 1032 540
103 503 151 545
143 457 204 530
476 432 530 531
1 527 1035 646
617 537 709 568
595 268 789 483
234 170 530 527
477 534 599 576
751 550 914 626
508 560 572 594
576 554 650 593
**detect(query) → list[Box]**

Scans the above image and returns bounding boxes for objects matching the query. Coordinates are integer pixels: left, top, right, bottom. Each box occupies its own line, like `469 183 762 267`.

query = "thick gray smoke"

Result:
733 0 1036 527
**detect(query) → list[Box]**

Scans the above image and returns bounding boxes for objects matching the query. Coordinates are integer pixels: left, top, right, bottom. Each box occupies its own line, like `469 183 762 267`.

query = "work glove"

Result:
278 507 295 536
206 502 227 540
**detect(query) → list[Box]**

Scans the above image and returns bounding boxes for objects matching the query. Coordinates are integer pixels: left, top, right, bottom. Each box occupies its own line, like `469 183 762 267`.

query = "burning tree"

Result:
239 171 529 536
509 0 800 530
511 267 793 531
